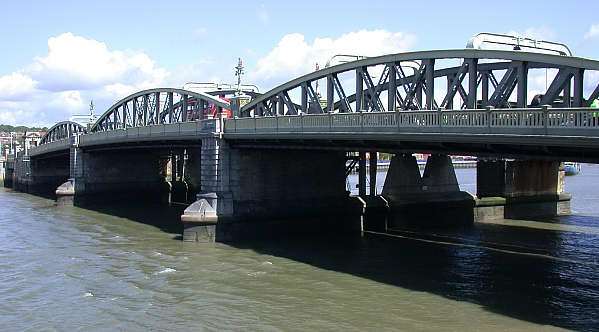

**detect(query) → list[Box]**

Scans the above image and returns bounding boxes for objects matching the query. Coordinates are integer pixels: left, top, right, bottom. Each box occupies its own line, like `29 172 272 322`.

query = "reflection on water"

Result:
1 166 599 331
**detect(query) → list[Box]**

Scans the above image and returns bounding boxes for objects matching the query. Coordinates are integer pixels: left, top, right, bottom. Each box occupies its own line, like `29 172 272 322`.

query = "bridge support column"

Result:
55 146 82 205
382 154 474 228
182 138 364 242
476 159 570 220
181 137 233 242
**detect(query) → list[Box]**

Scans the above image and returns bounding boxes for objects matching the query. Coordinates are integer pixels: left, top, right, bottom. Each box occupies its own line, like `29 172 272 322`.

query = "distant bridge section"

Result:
30 121 86 157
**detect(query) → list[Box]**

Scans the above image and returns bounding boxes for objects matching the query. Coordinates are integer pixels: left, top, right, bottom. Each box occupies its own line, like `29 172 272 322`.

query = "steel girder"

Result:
89 88 230 133
39 121 86 145
240 49 599 117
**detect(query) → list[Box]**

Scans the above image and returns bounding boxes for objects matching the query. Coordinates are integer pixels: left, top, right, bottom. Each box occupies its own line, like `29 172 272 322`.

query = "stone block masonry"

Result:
182 137 364 242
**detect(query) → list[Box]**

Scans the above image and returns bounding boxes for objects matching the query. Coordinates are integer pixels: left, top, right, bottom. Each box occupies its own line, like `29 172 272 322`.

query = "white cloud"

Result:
28 32 168 92
0 32 170 126
250 29 416 87
584 24 599 40
0 72 37 101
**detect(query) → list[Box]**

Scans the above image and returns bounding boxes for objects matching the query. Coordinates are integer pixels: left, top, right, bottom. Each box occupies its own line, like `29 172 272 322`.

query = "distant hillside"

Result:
0 124 48 133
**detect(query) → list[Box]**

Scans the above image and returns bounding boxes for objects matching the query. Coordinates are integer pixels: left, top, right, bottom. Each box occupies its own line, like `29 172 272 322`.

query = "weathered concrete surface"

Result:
477 159 570 219
183 138 364 242
382 154 474 228
473 197 506 222
72 149 166 204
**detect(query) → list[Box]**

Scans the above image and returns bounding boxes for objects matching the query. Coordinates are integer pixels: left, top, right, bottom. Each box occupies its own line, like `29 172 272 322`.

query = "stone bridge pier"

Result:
476 159 570 220
381 154 475 228
181 137 364 242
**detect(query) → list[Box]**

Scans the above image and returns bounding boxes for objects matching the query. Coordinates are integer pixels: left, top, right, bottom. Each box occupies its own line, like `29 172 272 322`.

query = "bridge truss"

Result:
89 88 230 133
240 49 599 117
39 121 86 144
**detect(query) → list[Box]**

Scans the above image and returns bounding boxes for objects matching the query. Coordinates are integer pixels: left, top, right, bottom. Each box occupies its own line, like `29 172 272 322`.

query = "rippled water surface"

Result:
1 166 599 331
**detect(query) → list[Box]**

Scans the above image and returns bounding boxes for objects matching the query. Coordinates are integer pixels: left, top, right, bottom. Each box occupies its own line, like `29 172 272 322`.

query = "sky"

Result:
1 0 598 126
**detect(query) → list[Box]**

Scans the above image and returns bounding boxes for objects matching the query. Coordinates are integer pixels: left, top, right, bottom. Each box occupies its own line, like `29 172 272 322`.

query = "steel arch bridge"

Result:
240 49 599 117
40 121 86 145
90 88 230 133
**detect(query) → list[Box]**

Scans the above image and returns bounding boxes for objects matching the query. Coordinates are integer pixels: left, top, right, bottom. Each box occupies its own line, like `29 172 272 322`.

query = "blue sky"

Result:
1 0 598 125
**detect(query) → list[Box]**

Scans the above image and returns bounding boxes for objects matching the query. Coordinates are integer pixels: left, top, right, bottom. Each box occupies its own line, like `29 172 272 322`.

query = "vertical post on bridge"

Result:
155 92 160 124
301 84 308 114
573 68 584 107
327 75 334 113
467 58 478 109
143 94 148 126
278 95 284 115
359 151 367 197
356 68 363 111
481 71 489 107
369 151 377 196
388 63 397 112
168 92 174 123
424 59 435 110
182 95 188 122
517 61 528 108
132 97 137 127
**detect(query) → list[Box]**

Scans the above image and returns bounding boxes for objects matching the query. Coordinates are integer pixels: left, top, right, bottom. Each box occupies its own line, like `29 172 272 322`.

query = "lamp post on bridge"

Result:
231 58 251 118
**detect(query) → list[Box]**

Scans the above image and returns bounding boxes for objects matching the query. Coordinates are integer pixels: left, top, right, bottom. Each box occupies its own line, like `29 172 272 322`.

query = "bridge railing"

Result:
28 138 73 157
223 107 599 137
78 119 219 147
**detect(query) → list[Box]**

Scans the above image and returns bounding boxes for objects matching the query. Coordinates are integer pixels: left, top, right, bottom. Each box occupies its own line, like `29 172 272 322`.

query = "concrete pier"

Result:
381 154 474 228
476 159 570 220
182 137 364 242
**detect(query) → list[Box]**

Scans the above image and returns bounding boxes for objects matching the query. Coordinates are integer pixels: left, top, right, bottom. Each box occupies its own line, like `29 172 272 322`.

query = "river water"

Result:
1 167 599 331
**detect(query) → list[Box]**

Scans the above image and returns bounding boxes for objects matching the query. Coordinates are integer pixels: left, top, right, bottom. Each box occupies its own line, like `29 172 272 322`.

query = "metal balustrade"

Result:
28 107 599 157
224 108 599 136
28 138 72 157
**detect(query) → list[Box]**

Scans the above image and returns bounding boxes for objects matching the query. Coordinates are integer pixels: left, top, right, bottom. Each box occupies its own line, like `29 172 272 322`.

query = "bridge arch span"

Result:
90 88 231 133
40 121 86 145
241 49 599 116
